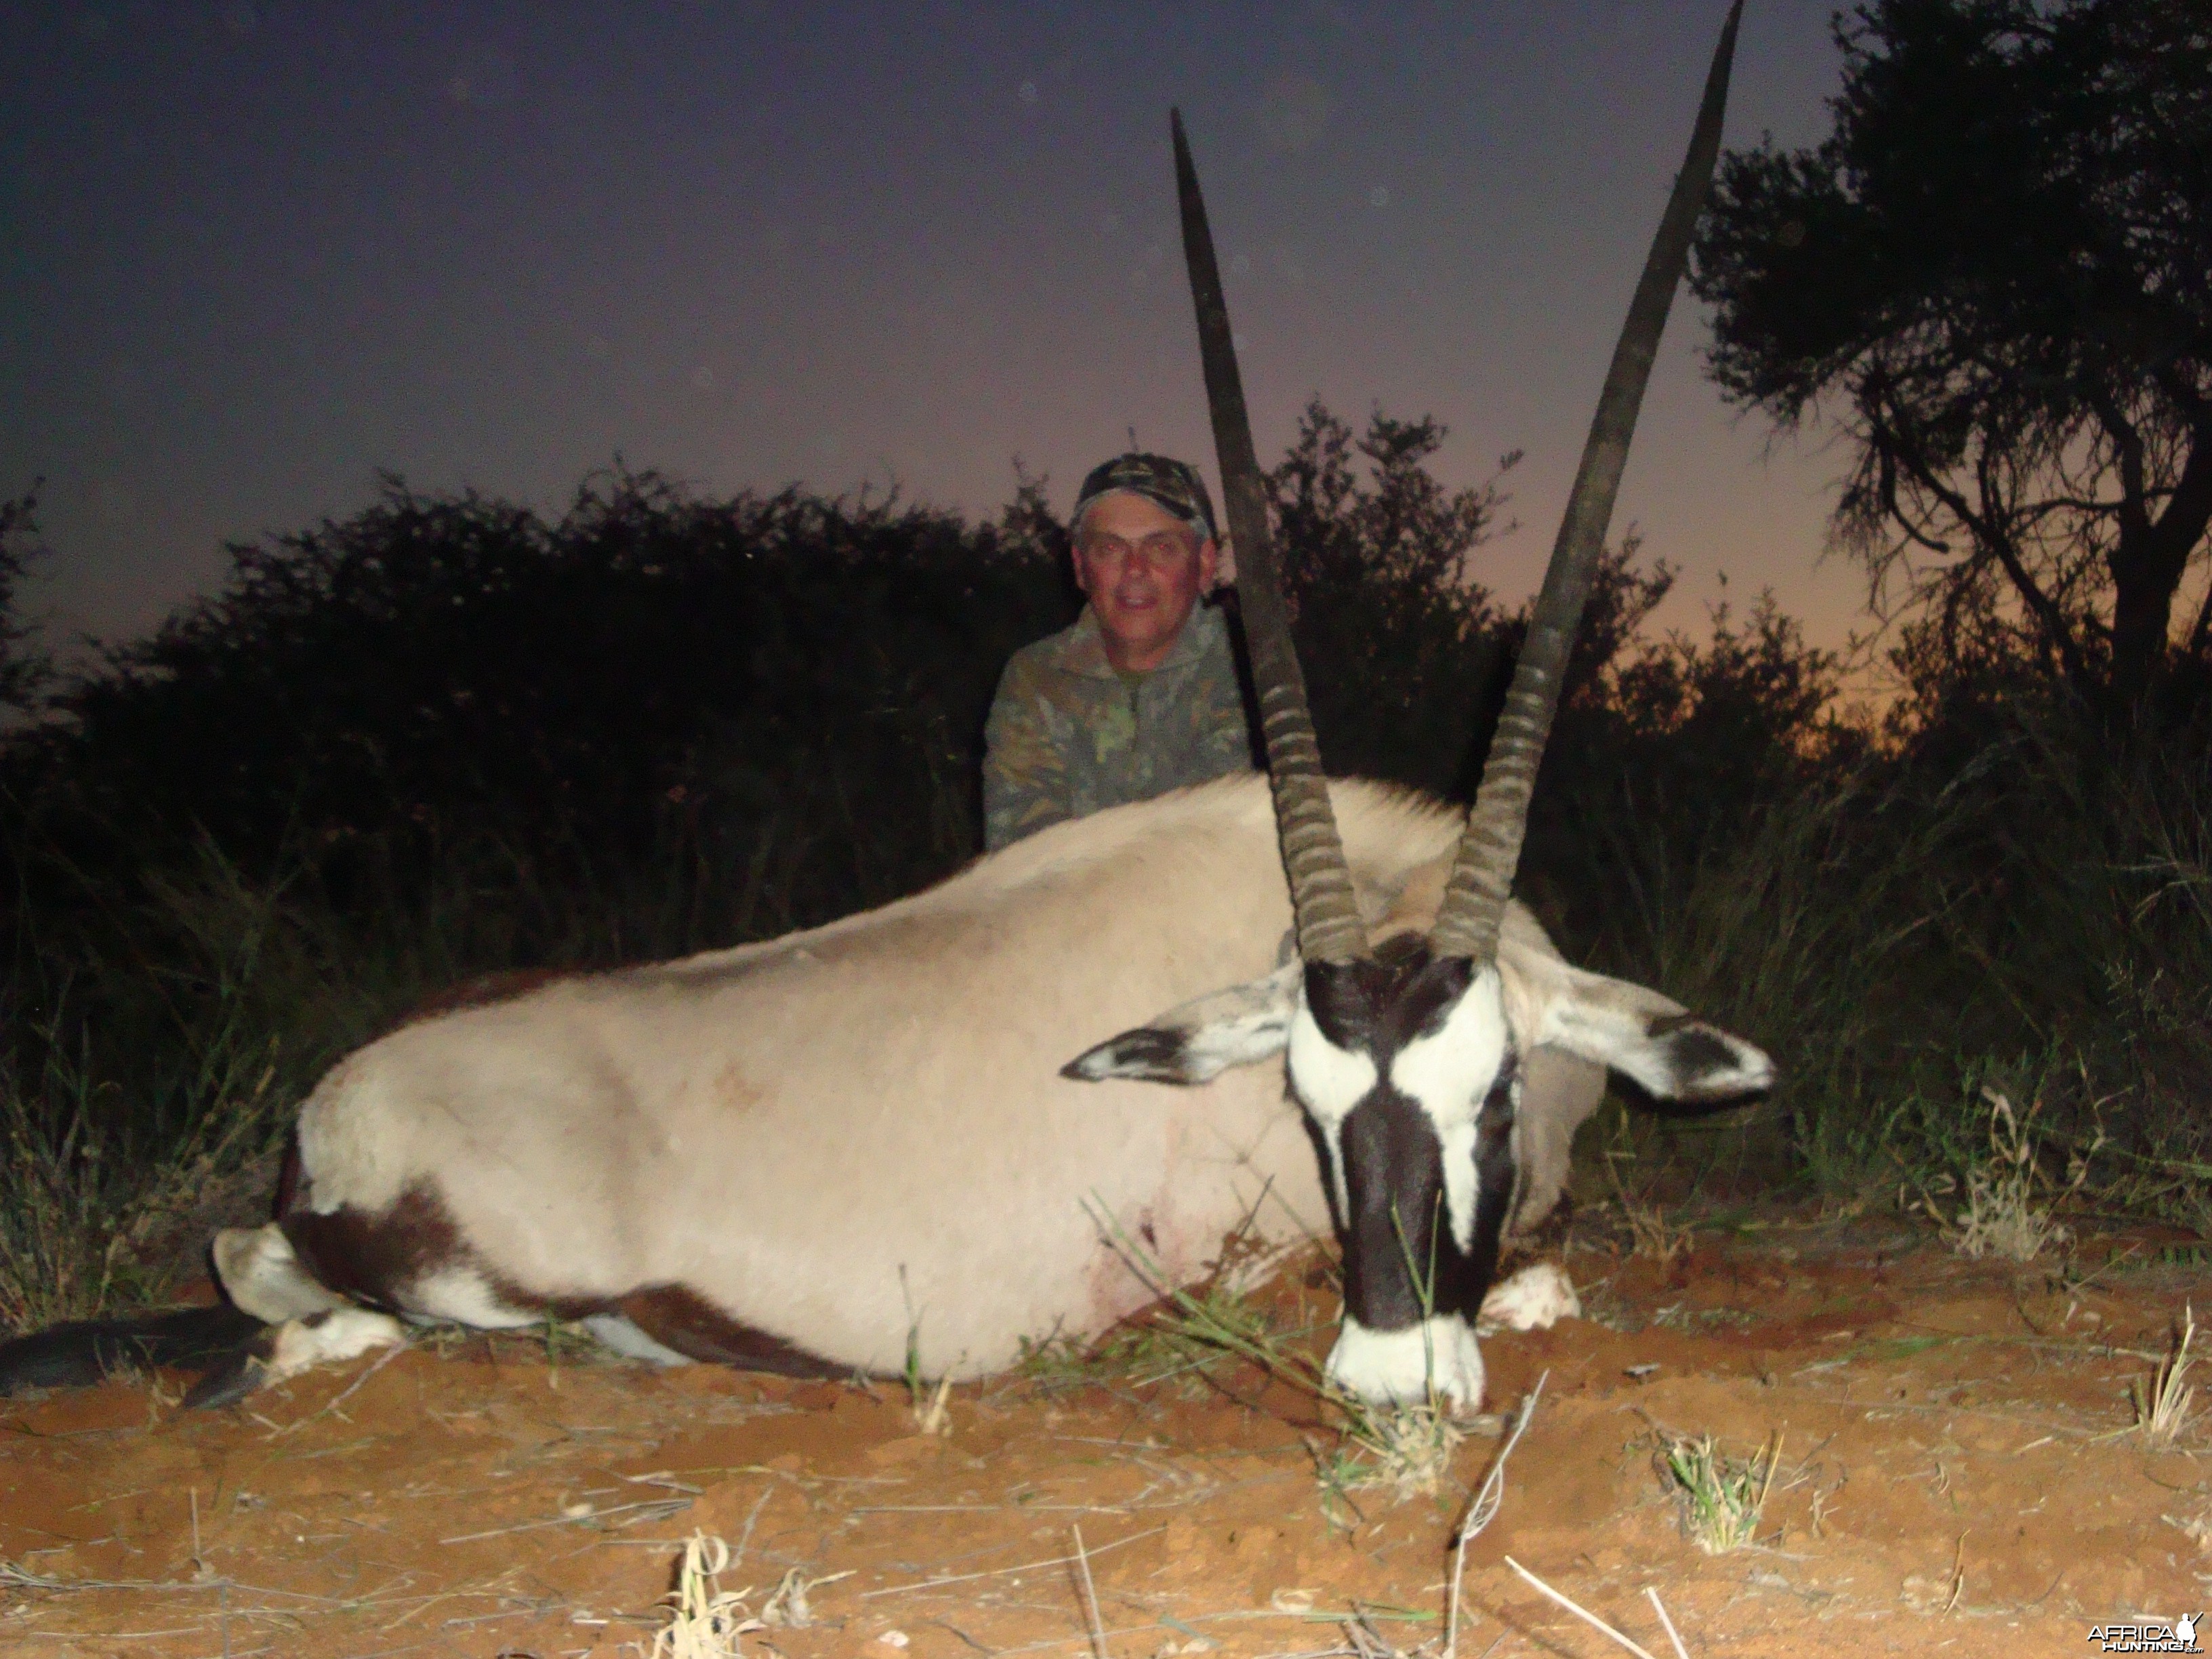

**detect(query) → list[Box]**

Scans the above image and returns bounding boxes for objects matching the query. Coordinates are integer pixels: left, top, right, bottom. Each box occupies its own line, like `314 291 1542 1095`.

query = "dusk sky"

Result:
5 1 1871 667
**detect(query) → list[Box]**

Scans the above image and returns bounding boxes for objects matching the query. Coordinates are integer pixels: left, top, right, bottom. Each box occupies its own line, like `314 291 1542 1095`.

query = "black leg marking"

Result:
616 1286 844 1377
280 1183 843 1380
281 1181 466 1313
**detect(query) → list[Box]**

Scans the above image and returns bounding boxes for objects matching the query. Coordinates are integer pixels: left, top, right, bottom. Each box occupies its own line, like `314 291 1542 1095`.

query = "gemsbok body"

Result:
0 1 1763 1412
0 776 1763 1408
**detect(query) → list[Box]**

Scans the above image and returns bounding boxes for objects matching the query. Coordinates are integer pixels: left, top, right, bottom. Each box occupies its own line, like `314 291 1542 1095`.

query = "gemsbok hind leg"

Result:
205 1182 534 1406
199 1223 405 1407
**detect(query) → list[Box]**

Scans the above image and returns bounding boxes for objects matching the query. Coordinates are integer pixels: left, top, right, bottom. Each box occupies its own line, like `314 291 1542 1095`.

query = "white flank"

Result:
409 1267 540 1330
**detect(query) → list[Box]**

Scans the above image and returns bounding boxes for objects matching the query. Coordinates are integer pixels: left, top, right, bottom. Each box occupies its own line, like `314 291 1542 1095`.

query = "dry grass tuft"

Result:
1925 1088 2091 1263
909 1374 952 1437
1084 1200 1474 1509
642 1532 761 1658
1019 1209 1303 1401
901 1292 954 1436
2133 1305 2198 1447
1660 1432 1780 1554
760 1564 853 1629
1606 1150 1694 1268
1336 1401 1467 1501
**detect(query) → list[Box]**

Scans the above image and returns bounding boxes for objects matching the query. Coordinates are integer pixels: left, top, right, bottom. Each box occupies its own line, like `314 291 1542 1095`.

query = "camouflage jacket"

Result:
983 602 1258 850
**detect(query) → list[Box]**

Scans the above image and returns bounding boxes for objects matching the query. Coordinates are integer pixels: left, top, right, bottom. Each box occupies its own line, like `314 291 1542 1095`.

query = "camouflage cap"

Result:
1071 452 1218 543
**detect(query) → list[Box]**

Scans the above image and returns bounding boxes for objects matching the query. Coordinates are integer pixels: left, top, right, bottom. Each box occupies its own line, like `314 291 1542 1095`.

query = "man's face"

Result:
1071 491 1219 671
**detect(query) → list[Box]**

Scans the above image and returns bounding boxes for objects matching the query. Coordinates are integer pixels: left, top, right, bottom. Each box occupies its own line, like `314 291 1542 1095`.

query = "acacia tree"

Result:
1692 0 2212 721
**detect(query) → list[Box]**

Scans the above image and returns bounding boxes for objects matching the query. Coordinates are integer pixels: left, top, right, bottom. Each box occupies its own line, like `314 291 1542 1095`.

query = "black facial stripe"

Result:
1338 1088 1449 1332
1332 1071 1522 1332
1486 1048 1520 1105
1399 954 1477 1046
1299 947 1517 1335
1302 958 1390 1051
1465 1083 1519 1314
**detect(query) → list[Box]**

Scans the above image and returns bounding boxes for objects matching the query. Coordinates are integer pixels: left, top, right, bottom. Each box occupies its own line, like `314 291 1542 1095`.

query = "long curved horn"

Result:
1429 0 1745 964
1173 110 1368 966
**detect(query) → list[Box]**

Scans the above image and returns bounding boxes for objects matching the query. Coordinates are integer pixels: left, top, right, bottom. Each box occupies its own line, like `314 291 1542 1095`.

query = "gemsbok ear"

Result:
1061 962 1302 1085
1536 966 1774 1102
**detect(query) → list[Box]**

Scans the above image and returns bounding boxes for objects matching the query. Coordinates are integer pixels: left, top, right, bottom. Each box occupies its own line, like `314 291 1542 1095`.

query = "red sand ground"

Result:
5 1210 2209 1658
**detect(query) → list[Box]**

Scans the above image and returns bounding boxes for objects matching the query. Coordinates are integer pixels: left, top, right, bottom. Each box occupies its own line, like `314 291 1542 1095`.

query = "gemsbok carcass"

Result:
0 2 1763 1414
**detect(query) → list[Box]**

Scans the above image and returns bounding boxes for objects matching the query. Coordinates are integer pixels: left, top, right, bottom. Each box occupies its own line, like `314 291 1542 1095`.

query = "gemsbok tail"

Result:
0 1303 272 1408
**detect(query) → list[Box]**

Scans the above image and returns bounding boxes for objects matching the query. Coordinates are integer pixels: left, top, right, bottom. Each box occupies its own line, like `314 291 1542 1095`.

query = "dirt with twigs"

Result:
3 1206 2209 1658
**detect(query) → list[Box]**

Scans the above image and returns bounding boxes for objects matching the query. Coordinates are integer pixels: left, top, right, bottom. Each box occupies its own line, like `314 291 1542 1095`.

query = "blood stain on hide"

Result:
712 1060 767 1114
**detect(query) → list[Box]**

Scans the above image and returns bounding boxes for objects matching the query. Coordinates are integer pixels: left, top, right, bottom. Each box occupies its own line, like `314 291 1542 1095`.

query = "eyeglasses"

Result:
1076 530 1200 571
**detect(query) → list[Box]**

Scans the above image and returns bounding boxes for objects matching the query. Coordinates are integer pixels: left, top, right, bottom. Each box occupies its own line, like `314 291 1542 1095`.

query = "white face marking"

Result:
1387 968 1509 1251
1287 999 1380 1224
1324 1310 1484 1411
1433 1113 1479 1253
1287 1000 1380 1129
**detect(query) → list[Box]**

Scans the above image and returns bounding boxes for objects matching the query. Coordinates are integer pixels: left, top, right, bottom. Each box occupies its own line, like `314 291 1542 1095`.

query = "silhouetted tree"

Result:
22 470 1069 937
5 428 1851 984
1267 399 1519 791
1692 0 2212 724
0 485 50 716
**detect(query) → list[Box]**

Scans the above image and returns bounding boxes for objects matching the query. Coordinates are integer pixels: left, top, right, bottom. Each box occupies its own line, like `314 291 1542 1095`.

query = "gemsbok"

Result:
0 2 1763 1413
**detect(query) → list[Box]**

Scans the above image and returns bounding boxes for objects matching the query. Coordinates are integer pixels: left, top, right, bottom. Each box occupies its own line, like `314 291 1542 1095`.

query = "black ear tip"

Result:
1662 1025 1747 1084
1061 1028 1190 1085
